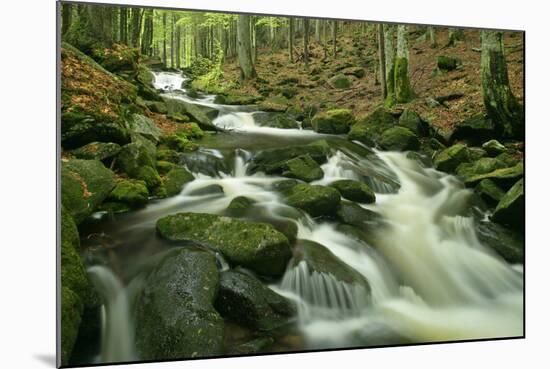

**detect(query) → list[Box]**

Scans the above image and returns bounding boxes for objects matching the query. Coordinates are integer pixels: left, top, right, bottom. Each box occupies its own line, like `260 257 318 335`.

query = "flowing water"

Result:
74 71 523 364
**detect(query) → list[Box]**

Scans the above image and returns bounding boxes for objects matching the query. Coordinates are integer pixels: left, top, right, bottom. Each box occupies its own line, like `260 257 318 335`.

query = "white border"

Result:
2 0 548 368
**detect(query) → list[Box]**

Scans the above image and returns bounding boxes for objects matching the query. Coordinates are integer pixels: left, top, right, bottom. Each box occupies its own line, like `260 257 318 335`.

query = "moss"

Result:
251 144 329 174
61 286 84 365
394 57 414 103
157 160 177 175
311 109 356 134
491 179 524 231
348 107 398 146
161 134 191 152
226 196 256 216
136 166 162 190
433 144 470 173
164 167 195 197
107 179 149 208
156 213 291 276
284 184 341 217
329 73 351 89
330 180 375 203
379 127 420 151
398 109 427 136
157 149 181 164
281 155 324 182
70 142 121 161
61 159 116 224
176 122 204 139
463 162 523 186
476 179 506 205
437 55 461 71
116 141 157 179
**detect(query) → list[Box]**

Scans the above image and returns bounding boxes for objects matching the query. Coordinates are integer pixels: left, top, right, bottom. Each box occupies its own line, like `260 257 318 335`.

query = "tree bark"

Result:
288 17 294 63
176 24 181 68
61 3 72 36
162 12 167 66
428 26 437 48
304 18 310 69
129 8 141 48
332 20 337 58
119 7 127 45
237 14 257 81
384 25 396 100
378 24 387 99
394 25 413 103
481 30 523 138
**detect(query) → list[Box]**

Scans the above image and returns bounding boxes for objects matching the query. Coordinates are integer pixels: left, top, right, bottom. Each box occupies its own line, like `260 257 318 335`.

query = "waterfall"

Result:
87 266 136 363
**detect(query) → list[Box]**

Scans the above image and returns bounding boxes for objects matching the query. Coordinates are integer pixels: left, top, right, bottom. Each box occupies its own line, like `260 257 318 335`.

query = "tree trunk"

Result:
384 25 396 101
447 27 462 47
61 3 72 36
481 31 523 138
378 24 387 99
394 25 413 103
176 24 181 68
119 7 127 45
288 17 294 63
332 20 337 58
428 26 437 48
315 20 321 42
162 12 167 66
237 14 257 81
304 18 310 69
129 8 141 48
170 15 175 68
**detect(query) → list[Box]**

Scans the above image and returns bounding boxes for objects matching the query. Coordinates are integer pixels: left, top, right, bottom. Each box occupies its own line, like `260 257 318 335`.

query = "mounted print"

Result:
57 0 525 367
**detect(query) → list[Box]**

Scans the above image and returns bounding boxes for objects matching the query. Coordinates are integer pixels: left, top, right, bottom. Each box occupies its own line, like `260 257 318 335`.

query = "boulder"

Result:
156 213 292 276
128 114 163 142
281 155 324 182
156 149 181 164
475 179 506 205
491 178 524 230
250 142 330 174
398 109 428 136
329 180 376 203
226 196 256 217
70 142 121 161
348 108 398 146
61 159 116 224
144 100 168 114
258 95 290 112
106 179 149 208
135 248 224 360
215 270 296 331
456 157 508 180
284 184 341 217
253 112 300 129
163 97 218 131
476 221 524 264
336 201 382 228
482 139 507 156
329 73 352 89
451 114 495 144
163 167 195 197
136 166 162 190
156 160 177 175
116 141 157 176
311 109 356 134
379 127 420 151
61 112 130 150
187 184 224 196
433 144 470 173
463 162 523 188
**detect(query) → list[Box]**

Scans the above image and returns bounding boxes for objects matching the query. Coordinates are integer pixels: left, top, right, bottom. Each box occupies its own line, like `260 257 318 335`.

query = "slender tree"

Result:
384 25 396 102
378 24 387 99
332 20 337 58
428 26 437 48
119 7 128 44
162 12 167 66
481 30 523 138
288 17 294 63
303 18 310 69
61 3 72 36
394 25 413 103
237 14 257 80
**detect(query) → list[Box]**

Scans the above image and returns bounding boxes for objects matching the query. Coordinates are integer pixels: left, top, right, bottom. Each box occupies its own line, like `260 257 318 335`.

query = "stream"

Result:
74 71 523 364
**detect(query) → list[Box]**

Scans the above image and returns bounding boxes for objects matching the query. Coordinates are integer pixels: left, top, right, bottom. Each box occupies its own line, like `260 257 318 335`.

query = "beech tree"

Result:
394 25 413 103
237 14 256 80
481 30 523 138
288 17 294 63
377 24 387 98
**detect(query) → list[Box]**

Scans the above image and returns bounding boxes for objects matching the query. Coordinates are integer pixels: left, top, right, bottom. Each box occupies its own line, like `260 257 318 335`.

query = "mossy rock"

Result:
116 141 157 178
475 179 506 205
233 337 275 355
160 134 192 152
258 95 290 112
61 112 130 150
176 122 204 139
330 180 375 203
379 127 420 151
398 109 428 136
106 179 149 208
491 178 524 230
144 100 168 114
136 165 162 190
336 201 383 229
348 107 398 146
61 159 116 224
214 270 296 332
61 286 83 366
342 66 365 78
250 142 330 174
128 113 163 142
156 160 176 175
451 114 495 144
437 55 462 71
281 155 324 182
463 162 523 188
187 184 224 196
164 167 195 197
135 248 224 360
433 144 470 173
291 240 371 292
156 213 292 276
476 221 523 263
467 147 488 161
329 73 352 89
312 109 356 134
456 157 508 180
284 184 341 218
226 196 256 217
253 112 300 129
482 139 507 156
156 149 181 164
163 97 218 131
70 142 121 161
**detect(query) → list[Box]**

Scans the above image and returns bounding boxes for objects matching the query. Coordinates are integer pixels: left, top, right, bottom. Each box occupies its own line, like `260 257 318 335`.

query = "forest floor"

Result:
216 28 524 131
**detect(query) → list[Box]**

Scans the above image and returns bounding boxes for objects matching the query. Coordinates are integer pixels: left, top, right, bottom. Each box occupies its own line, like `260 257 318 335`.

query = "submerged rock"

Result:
250 142 330 174
253 112 300 129
330 180 375 203
135 248 224 360
284 184 341 218
312 109 356 134
226 196 256 217
336 201 382 228
215 270 296 331
156 213 291 276
61 159 116 224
